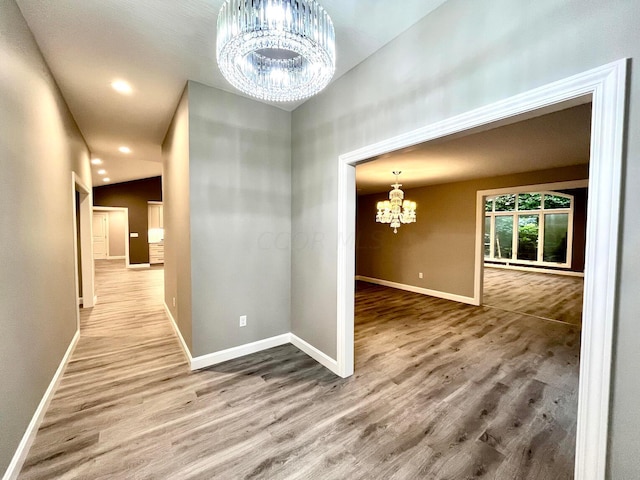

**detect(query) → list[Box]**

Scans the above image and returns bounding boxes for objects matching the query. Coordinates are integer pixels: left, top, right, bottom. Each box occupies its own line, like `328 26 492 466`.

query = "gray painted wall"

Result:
162 86 193 349
0 0 91 473
186 81 292 357
290 0 640 477
163 81 292 358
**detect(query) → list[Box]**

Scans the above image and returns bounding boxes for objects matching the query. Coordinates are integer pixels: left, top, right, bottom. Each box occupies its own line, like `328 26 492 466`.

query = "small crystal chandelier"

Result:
376 171 417 234
216 0 336 102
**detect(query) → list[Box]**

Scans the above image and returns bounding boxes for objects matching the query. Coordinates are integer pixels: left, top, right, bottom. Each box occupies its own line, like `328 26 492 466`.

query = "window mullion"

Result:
512 214 518 261
538 212 544 263
490 214 495 259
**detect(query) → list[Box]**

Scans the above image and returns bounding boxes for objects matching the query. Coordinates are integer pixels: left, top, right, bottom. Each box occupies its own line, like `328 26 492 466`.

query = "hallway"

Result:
18 260 334 479
18 260 189 478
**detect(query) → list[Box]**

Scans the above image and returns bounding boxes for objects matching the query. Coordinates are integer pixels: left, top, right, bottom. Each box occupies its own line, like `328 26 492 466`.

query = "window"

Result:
484 191 573 268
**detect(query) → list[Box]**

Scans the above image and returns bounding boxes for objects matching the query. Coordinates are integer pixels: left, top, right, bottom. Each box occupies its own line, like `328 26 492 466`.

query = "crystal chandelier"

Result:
376 171 417 234
216 0 336 102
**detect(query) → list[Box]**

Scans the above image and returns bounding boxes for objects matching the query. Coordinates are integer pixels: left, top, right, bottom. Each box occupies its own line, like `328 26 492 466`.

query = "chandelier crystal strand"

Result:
376 171 417 233
216 0 336 102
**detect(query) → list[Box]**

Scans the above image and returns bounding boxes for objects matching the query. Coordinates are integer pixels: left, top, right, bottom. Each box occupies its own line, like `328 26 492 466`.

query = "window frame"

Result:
484 190 574 268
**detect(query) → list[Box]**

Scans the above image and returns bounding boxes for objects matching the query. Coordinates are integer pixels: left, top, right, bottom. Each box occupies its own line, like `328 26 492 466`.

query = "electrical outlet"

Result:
239 315 247 327
419 272 423 279
172 297 176 307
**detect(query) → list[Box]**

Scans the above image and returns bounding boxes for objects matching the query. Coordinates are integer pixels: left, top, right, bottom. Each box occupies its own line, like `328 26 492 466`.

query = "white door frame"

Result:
336 59 627 479
93 206 131 267
72 172 95 316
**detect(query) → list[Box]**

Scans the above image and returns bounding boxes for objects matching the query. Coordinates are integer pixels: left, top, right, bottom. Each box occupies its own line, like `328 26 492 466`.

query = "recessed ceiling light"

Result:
118 146 131 154
111 80 132 94
97 169 106 175
91 158 102 165
103 177 111 182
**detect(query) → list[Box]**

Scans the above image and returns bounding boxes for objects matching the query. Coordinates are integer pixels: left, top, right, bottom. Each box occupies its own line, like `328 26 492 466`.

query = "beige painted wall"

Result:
356 165 588 298
162 86 192 350
108 210 126 257
0 0 91 474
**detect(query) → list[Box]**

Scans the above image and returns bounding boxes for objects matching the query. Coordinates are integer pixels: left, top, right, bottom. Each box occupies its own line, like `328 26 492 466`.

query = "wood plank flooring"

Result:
19 260 580 479
483 267 584 325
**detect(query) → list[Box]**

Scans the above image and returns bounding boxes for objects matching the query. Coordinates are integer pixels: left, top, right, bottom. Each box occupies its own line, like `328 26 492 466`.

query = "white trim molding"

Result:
163 302 192 364
92 206 131 268
484 263 585 278
164 302 302 372
191 334 290 370
337 59 627 480
355 276 476 305
290 334 340 373
2 331 80 480
72 172 94 317
93 205 130 268
127 263 151 269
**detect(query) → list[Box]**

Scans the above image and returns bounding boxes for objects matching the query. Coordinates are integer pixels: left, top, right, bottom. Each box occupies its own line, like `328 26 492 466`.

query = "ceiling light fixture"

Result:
118 146 131 154
91 158 102 165
97 169 106 175
216 0 335 102
376 171 417 234
111 80 132 94
103 177 111 182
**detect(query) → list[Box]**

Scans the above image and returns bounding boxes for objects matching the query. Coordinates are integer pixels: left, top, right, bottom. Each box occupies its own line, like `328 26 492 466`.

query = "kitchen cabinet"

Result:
148 203 163 230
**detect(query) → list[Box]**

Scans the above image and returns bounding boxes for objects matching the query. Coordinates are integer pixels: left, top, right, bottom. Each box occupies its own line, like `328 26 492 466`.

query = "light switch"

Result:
130 232 139 238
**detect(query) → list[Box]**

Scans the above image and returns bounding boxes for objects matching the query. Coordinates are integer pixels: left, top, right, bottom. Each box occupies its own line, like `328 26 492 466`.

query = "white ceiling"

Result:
356 103 592 195
15 0 449 186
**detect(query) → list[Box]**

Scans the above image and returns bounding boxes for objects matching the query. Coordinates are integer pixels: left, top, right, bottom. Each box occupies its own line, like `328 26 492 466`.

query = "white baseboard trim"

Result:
355 275 476 305
163 302 193 365
77 296 97 306
484 263 585 277
127 263 151 269
161 308 340 376
2 330 80 480
290 333 340 375
191 334 290 370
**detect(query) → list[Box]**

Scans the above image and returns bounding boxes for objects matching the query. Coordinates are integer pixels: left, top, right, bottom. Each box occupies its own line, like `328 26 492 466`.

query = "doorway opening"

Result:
92 206 130 267
72 172 94 317
338 60 627 478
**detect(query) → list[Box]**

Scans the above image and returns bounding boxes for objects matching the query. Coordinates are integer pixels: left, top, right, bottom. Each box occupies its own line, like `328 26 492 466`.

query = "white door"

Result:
92 212 108 259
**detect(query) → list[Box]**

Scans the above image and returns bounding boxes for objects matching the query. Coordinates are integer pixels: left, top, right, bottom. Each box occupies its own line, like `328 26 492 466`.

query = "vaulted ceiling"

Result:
15 0 449 186
16 1 591 192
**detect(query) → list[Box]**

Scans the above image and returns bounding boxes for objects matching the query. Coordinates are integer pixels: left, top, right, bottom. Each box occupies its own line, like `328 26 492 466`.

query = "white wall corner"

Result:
2 330 80 480
290 333 340 375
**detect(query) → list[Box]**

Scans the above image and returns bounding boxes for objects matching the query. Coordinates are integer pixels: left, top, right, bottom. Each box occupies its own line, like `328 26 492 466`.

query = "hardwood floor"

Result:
483 267 584 325
19 261 580 479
